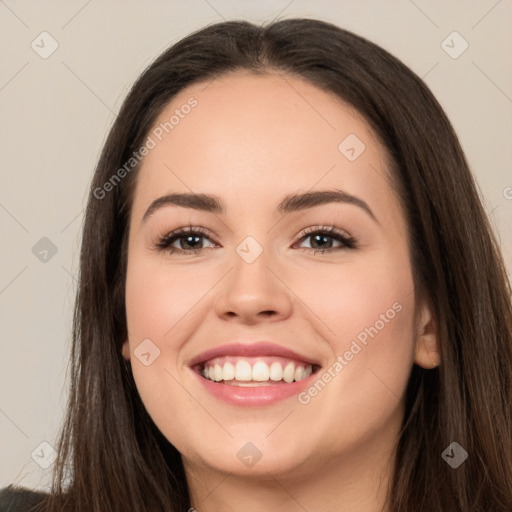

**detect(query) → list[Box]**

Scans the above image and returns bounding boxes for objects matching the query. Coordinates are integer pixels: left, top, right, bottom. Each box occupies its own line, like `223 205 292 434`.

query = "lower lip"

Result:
192 370 317 406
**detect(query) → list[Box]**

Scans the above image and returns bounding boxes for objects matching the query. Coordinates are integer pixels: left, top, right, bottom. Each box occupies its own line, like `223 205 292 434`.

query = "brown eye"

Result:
156 226 216 255
295 226 357 254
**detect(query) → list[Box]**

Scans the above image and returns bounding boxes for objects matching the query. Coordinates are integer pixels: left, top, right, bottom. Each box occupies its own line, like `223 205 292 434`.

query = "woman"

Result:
1 18 511 512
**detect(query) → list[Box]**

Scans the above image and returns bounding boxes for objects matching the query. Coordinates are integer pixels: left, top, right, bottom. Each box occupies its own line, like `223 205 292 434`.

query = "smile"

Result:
189 342 322 406
198 356 315 385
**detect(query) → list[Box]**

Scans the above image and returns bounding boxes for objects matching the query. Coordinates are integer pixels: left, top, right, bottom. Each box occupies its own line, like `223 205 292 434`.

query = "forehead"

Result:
131 70 397 222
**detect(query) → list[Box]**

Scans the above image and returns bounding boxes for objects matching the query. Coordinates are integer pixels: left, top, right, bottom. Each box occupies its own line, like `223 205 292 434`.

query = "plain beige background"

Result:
1 0 511 491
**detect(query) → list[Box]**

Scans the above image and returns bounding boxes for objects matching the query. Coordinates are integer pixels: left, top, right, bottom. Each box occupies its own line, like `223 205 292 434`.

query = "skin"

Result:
122 70 440 512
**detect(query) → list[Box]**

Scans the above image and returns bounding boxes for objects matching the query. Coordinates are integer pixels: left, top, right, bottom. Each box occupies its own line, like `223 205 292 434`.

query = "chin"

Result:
197 445 308 478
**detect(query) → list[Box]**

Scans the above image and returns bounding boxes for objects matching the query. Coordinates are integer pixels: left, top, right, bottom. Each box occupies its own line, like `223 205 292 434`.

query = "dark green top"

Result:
0 486 48 512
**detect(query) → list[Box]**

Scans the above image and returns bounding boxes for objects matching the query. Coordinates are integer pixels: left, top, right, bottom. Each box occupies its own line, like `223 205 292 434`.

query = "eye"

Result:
155 226 217 255
294 225 357 254
155 224 357 256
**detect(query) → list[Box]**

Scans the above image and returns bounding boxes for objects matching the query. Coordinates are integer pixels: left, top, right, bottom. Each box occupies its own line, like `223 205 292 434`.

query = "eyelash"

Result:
155 225 357 256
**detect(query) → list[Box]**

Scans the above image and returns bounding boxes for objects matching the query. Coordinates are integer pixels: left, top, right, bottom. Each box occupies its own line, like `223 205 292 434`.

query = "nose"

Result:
214 246 293 325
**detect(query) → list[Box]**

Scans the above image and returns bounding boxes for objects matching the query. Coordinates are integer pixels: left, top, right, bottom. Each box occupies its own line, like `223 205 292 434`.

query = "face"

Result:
122 70 425 480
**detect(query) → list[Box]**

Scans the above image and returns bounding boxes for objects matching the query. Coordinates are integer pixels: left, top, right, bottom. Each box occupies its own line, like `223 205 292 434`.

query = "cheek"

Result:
292 245 415 370
125 254 217 343
316 263 415 367
124 256 213 423
291 251 417 437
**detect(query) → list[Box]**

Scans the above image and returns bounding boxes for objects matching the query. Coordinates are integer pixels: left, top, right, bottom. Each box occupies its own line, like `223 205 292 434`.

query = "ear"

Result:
414 302 441 369
122 339 131 361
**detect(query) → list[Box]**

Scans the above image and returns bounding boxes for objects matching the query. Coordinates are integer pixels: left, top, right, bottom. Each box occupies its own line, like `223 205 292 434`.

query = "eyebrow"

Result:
141 189 378 224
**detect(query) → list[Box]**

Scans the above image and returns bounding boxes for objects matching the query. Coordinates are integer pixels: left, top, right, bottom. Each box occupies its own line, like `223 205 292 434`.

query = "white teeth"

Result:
252 361 270 381
201 358 314 384
283 362 295 383
222 362 235 381
235 360 252 381
269 361 283 381
213 364 223 382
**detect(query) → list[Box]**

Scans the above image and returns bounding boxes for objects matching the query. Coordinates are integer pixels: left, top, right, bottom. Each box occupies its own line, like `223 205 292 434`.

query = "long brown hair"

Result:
32 18 512 511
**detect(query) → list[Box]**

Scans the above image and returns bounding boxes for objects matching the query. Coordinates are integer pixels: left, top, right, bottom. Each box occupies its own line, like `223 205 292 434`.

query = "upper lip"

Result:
188 341 321 368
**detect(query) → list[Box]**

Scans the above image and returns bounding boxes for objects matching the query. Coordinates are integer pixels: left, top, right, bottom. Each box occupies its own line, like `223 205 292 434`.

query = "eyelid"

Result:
295 224 352 240
154 225 218 250
293 225 357 251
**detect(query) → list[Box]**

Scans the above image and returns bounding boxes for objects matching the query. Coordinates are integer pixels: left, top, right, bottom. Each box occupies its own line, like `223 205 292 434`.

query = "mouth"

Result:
188 342 322 406
194 356 321 386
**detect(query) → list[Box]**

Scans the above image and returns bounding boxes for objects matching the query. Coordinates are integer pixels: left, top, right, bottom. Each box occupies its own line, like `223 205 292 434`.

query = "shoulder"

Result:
0 485 48 512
